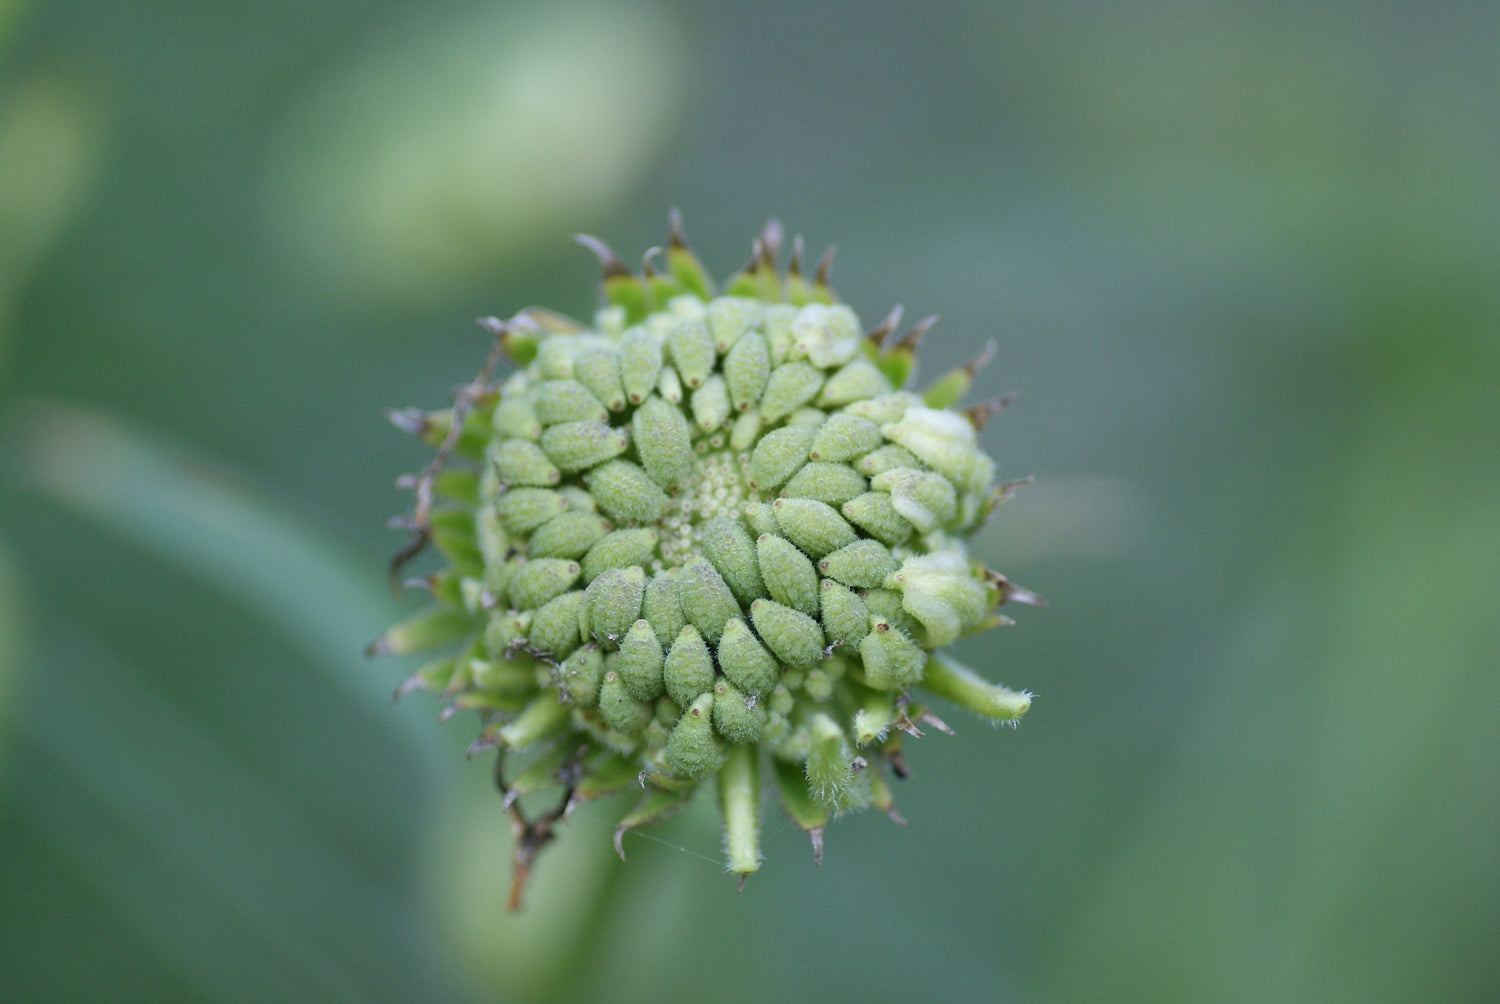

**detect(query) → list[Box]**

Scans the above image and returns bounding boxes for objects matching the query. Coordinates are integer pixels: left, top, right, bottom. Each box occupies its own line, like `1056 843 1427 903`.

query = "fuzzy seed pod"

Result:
712 679 767 744
533 379 608 426
580 528 658 583
527 511 610 560
749 598 825 669
383 217 1038 902
616 619 666 701
495 487 570 535
748 424 817 492
663 624 715 709
700 516 764 607
771 497 857 558
716 616 780 696
781 461 868 506
724 330 772 411
641 569 687 644
632 394 695 490
817 539 898 589
665 692 725 777
756 533 820 616
676 557 741 645
585 565 646 644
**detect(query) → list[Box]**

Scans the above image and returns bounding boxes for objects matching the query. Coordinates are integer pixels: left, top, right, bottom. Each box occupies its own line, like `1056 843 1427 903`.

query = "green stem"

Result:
718 743 761 876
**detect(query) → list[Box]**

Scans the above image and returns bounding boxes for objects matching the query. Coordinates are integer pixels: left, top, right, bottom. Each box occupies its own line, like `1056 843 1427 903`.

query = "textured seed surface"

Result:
384 224 1032 884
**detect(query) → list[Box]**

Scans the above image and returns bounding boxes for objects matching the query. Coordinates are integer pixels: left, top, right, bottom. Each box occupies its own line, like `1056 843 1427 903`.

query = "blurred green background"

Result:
2 1 1498 1000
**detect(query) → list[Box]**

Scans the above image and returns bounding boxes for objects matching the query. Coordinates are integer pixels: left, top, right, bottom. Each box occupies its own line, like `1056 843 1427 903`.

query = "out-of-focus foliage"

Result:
1 1 1496 1001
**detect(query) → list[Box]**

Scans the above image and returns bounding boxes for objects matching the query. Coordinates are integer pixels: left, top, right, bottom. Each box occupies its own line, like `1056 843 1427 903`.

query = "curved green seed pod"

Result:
817 539 898 589
808 412 883 463
528 511 610 560
663 624 714 709
619 328 664 405
805 712 864 811
858 619 926 690
632 394 694 491
756 533 820 616
818 579 869 649
491 397 542 441
742 501 779 538
889 552 992 647
706 296 760 353
882 405 994 492
871 466 958 532
575 348 626 412
533 379 608 425
771 497 857 558
817 358 891 407
700 516 763 607
656 364 683 404
862 587 922 637
667 316 716 389
556 484 597 513
491 438 560 487
586 460 669 524
534 334 577 379
665 692 725 778
853 444 920 477
724 330 771 411
598 670 653 737
371 604 472 657
712 679 767 743
759 361 824 422
539 420 628 472
495 487 570 535
845 392 916 425
508 558 581 610
580 528 658 583
729 407 763 452
749 598 825 669
841 491 915 546
781 462 867 506
716 616 780 696
761 303 797 365
617 619 666 701
482 609 527 659
585 565 647 644
559 643 603 706
676 557 740 645
785 406 827 427
921 653 1032 723
852 688 897 745
748 424 817 491
803 667 835 702
691 374 731 432
498 694 571 752
528 589 584 658
642 569 686 644
772 757 830 863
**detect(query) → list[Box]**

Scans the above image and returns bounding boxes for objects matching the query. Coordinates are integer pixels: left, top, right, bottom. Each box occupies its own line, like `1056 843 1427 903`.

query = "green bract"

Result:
378 215 1039 906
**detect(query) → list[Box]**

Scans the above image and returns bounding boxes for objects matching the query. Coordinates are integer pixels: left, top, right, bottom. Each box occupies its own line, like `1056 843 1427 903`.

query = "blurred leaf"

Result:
0 63 108 376
263 0 685 305
5 397 445 780
0 538 21 783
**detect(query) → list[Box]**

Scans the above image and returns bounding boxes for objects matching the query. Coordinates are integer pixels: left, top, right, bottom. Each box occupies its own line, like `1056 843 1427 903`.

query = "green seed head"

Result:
379 216 1040 906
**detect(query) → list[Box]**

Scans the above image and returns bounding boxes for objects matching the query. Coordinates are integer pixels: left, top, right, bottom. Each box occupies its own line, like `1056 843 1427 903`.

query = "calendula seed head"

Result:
379 215 1040 905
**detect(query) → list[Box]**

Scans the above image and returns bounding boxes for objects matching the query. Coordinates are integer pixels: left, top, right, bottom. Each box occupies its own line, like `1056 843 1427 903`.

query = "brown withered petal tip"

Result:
865 303 904 345
574 233 632 278
894 314 938 352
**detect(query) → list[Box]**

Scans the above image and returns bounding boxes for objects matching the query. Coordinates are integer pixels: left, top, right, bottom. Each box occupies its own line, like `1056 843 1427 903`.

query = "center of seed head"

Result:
653 448 757 572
